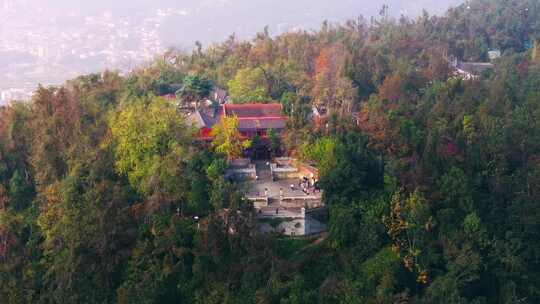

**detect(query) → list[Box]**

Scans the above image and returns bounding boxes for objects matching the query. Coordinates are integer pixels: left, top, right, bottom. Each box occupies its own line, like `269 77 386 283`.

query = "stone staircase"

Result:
255 161 272 181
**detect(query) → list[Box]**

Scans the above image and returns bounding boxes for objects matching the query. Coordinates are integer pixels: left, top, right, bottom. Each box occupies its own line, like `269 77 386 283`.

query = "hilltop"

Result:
0 0 540 303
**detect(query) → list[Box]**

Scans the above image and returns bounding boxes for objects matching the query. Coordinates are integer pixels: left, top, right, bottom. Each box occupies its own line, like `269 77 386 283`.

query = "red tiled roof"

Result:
224 103 286 130
237 118 286 130
223 103 283 118
190 103 286 137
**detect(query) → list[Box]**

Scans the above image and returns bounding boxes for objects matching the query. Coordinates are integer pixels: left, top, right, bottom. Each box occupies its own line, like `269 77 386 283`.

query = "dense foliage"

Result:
1 1 540 303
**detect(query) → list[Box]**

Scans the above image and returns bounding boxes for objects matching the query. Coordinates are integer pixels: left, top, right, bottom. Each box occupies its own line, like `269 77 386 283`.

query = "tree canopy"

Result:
176 74 213 103
211 115 252 161
1 0 540 303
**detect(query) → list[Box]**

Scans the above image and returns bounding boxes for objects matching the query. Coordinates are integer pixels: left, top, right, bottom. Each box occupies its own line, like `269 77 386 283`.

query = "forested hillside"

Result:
1 0 540 303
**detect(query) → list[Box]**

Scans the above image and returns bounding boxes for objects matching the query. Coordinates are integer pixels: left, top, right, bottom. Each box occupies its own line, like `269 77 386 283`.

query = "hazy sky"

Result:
36 0 462 15
7 0 464 46
0 0 464 96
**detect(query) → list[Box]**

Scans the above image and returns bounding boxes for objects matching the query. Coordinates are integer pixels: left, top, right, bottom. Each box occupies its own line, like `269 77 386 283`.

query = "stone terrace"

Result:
242 160 322 207
236 159 327 236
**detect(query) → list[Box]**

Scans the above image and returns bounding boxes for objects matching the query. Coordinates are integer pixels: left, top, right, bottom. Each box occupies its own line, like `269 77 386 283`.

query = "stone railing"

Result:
247 196 269 208
280 196 323 209
256 207 304 219
274 157 293 166
269 158 320 181
229 158 251 168
270 164 297 173
270 163 299 180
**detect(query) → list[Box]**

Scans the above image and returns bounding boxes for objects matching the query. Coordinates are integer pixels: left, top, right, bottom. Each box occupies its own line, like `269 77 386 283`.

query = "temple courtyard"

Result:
228 158 328 236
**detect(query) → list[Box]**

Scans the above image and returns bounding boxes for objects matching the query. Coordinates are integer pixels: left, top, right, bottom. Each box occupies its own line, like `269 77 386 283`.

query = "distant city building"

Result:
0 6 169 94
36 45 48 59
1 88 28 104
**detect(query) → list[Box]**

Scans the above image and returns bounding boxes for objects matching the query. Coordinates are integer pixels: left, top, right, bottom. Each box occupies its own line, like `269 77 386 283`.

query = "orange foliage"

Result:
378 73 405 102
358 102 398 153
315 47 333 76
423 53 451 81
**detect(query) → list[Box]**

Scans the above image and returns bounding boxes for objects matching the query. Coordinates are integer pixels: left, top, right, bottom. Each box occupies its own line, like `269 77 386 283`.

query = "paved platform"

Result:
236 159 323 221
244 179 321 200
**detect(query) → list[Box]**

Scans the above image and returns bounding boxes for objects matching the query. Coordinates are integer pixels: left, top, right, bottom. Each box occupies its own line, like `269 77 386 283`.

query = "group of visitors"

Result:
297 175 320 195
256 174 321 199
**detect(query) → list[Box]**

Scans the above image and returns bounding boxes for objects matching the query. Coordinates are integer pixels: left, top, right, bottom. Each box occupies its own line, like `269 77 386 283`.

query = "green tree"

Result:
37 161 136 304
228 68 270 103
109 98 193 198
211 116 251 161
8 170 33 211
176 74 213 103
268 129 281 157
117 216 196 304
29 86 81 189
299 134 383 205
384 190 433 284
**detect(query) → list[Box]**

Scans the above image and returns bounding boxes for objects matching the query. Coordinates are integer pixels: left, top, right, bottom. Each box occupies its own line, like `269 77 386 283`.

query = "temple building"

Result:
189 103 286 141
